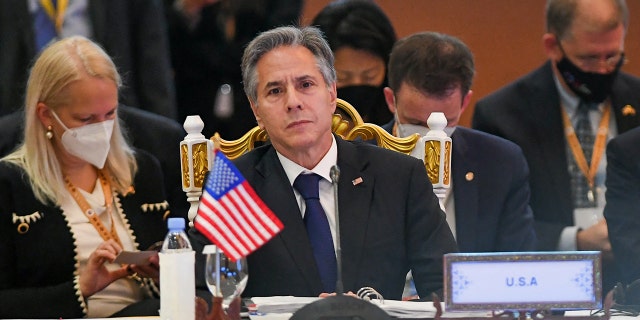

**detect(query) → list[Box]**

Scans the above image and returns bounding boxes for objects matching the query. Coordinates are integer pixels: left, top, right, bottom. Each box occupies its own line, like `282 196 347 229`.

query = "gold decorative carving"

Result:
444 141 452 185
211 127 269 160
181 144 190 188
208 98 419 159
346 123 419 155
424 140 441 184
192 142 209 188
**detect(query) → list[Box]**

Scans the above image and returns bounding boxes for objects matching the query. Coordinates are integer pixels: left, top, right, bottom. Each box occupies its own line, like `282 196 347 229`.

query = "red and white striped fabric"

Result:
195 150 283 261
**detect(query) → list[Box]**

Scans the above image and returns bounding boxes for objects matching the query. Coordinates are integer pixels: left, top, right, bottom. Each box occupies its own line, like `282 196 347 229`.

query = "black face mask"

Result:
556 53 624 103
336 85 393 125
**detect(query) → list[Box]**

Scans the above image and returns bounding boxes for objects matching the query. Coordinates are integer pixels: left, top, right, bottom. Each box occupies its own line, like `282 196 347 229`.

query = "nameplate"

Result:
444 251 601 311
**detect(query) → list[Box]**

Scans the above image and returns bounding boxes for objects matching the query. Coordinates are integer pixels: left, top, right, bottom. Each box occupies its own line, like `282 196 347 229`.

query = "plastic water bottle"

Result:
160 218 195 319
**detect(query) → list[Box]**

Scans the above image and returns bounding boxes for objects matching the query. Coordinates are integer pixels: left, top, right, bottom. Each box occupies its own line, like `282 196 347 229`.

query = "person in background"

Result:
384 31 536 254
191 25 458 300
0 37 180 318
0 0 176 119
604 126 640 286
383 31 536 299
472 0 640 292
0 105 189 220
311 0 395 125
165 0 303 138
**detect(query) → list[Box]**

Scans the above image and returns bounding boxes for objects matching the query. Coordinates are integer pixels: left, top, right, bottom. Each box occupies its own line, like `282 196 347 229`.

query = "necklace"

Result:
64 170 122 247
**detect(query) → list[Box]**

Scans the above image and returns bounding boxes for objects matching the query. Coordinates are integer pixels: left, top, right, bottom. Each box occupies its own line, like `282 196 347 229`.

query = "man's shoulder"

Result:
454 127 524 155
120 105 182 130
617 71 640 88
476 62 552 107
609 126 640 154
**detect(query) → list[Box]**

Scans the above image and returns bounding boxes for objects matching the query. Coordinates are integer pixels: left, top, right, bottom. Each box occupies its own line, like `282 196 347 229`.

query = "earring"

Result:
45 125 53 140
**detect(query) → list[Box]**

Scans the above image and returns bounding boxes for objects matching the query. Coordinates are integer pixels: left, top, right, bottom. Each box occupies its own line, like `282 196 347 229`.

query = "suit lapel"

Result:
334 138 374 291
451 129 479 251
253 148 323 292
526 63 573 209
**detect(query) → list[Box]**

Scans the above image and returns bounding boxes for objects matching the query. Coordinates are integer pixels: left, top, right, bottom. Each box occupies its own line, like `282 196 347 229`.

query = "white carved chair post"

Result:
419 112 452 211
180 115 213 227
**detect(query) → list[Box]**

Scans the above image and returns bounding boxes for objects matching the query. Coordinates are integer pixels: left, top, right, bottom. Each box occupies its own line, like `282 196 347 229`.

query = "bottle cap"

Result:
167 217 185 230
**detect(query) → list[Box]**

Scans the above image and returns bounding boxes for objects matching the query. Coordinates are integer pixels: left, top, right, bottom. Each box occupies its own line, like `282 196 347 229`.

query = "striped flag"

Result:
194 150 283 261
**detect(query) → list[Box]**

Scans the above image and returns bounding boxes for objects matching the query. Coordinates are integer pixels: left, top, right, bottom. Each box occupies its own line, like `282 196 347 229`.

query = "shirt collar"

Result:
277 135 338 186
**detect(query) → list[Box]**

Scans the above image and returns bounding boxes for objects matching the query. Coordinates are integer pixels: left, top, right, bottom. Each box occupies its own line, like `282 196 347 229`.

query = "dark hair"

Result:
387 32 474 99
241 26 336 103
311 0 396 68
546 0 628 40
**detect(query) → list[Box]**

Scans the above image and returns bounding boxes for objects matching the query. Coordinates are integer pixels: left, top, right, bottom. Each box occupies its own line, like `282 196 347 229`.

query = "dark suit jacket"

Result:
0 0 176 119
0 151 178 318
0 105 189 217
473 61 640 250
382 122 536 252
193 137 458 300
604 127 640 285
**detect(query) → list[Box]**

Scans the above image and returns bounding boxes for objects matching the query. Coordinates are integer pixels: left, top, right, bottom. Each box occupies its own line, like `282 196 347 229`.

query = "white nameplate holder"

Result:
444 251 602 312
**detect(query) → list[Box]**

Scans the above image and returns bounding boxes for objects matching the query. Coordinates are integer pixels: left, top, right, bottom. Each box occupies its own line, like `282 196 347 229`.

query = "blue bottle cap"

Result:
167 217 185 230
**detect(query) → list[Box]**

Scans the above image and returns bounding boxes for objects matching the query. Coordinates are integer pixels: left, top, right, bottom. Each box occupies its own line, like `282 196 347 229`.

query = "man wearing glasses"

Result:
473 0 640 293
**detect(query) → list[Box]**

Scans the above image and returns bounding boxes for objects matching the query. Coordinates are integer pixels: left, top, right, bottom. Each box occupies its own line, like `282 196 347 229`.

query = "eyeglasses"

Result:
557 38 627 71
573 51 626 70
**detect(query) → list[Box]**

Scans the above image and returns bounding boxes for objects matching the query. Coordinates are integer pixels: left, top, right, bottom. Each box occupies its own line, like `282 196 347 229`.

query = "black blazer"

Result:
0 0 176 118
473 61 640 250
0 151 181 318
193 137 458 300
604 127 640 285
381 122 537 253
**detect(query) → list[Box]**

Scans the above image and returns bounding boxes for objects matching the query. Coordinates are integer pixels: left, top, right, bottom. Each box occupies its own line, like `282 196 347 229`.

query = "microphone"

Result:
330 165 344 295
291 165 390 320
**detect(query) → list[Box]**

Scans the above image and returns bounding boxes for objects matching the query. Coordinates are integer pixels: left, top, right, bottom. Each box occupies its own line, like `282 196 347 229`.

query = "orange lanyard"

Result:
39 0 69 34
561 103 611 201
64 170 123 247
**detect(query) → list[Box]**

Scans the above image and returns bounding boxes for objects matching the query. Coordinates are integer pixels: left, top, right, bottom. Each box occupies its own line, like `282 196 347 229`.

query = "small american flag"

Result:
194 150 283 261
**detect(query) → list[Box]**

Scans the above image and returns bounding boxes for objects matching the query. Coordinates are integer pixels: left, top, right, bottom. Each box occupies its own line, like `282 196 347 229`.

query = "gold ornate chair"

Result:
181 98 423 224
211 98 420 159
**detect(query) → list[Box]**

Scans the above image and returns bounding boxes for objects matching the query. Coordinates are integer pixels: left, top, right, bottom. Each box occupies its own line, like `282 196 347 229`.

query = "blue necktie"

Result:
293 173 337 293
569 100 596 208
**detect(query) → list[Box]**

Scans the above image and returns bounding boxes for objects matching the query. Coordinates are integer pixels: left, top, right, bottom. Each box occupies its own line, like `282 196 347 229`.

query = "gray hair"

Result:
546 0 628 40
241 26 336 104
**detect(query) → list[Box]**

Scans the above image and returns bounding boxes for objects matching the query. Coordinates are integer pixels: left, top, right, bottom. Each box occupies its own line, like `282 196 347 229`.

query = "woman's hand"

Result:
79 240 128 297
126 252 160 284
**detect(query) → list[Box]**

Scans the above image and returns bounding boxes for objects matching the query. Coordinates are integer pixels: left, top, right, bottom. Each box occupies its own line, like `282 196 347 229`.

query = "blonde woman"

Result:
0 36 177 318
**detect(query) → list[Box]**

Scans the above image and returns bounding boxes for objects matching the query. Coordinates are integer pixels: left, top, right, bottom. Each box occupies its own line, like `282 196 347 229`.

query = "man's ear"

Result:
383 87 396 114
249 98 263 129
329 82 337 114
460 90 473 115
543 33 563 61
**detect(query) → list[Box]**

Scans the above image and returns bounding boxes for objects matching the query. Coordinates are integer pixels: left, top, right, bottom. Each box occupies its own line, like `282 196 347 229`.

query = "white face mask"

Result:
51 110 115 169
395 112 456 138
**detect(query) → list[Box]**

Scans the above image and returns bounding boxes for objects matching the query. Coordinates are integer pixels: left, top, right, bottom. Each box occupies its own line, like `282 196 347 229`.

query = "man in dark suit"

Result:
604 127 640 285
382 31 536 254
193 26 457 300
0 0 176 119
0 105 189 217
473 0 640 292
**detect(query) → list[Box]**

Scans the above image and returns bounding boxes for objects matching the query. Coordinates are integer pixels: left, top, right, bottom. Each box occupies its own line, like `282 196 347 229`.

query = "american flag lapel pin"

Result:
352 177 363 186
